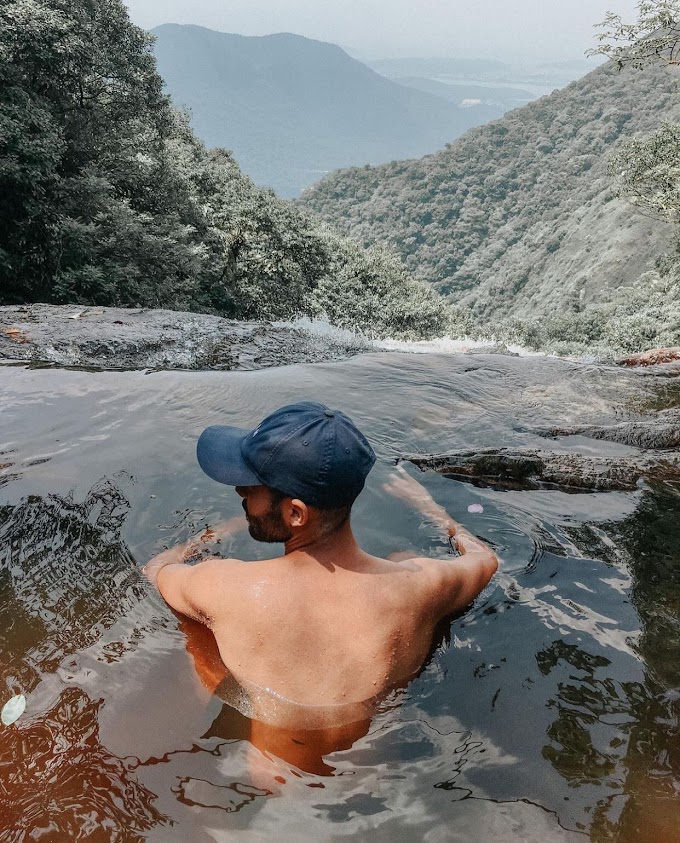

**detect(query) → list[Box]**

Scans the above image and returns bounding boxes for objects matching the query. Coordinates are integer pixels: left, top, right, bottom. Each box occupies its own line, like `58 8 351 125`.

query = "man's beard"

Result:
243 499 292 544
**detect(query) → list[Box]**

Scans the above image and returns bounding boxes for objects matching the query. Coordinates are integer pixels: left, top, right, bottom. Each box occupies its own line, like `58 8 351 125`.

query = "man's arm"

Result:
154 558 240 624
383 465 498 612
144 515 246 621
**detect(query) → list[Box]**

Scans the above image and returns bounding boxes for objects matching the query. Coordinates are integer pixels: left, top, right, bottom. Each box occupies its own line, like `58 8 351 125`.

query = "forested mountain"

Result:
300 61 680 328
0 0 446 339
151 24 499 197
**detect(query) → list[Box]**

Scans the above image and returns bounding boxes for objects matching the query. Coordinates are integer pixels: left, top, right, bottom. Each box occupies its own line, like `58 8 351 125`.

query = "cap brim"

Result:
196 425 262 486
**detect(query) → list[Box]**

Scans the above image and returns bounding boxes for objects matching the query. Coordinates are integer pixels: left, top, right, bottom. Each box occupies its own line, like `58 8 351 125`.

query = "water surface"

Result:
0 353 678 841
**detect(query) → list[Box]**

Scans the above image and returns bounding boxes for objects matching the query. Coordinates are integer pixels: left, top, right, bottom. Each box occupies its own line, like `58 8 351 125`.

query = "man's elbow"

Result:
157 565 194 615
487 551 499 578
469 552 498 598
157 564 212 625
481 551 499 587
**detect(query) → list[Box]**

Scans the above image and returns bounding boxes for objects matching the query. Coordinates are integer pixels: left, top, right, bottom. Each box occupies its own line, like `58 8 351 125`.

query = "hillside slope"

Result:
300 62 680 321
151 24 498 197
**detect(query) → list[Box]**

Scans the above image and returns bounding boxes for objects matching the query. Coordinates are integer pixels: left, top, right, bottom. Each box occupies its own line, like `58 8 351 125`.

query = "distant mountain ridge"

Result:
366 57 600 90
299 61 680 322
151 24 499 196
366 57 509 79
392 77 534 110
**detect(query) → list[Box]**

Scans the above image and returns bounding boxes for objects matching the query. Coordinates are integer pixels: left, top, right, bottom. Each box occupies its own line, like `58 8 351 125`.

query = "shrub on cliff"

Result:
496 269 680 356
308 235 448 338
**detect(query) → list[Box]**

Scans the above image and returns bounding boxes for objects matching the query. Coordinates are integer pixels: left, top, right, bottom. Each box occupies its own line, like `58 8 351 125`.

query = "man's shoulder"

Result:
376 554 452 602
190 555 293 622
384 553 449 578
386 554 465 602
192 554 287 584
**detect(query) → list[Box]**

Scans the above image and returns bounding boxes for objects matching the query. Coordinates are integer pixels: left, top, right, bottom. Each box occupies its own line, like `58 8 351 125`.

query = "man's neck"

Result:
283 520 363 568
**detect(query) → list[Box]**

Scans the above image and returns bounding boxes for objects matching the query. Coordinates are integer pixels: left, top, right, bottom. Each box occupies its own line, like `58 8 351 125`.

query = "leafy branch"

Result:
588 1 680 68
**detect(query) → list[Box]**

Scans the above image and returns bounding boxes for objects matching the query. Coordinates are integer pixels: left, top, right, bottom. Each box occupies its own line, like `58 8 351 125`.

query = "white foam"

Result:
274 320 585 361
273 316 370 347
372 334 546 357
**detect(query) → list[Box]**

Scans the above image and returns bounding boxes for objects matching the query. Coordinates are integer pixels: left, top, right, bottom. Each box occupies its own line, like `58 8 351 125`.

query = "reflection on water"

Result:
0 687 167 842
588 484 680 843
0 481 148 693
0 355 677 841
539 641 621 787
521 482 680 842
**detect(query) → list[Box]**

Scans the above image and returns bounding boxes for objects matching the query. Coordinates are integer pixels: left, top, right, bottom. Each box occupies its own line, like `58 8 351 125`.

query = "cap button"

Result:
324 409 335 418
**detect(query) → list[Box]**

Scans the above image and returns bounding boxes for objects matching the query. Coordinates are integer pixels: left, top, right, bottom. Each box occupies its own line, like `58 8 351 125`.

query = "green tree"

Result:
309 234 448 339
589 0 680 69
0 0 196 303
610 122 680 219
0 0 447 338
591 2 680 225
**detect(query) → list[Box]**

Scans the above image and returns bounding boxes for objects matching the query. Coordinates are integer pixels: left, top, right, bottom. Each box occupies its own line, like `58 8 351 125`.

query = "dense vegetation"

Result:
500 267 680 356
511 0 680 356
151 25 499 198
0 0 447 338
4 0 678 354
301 53 680 353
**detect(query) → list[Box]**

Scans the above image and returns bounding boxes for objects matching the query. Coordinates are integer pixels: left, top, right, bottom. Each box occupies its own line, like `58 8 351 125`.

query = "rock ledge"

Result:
0 305 367 371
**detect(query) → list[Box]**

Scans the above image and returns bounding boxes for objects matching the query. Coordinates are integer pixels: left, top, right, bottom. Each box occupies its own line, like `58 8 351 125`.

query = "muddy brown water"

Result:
0 352 678 842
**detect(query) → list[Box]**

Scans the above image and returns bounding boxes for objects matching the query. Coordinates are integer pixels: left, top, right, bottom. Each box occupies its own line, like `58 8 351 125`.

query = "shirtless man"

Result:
145 401 498 718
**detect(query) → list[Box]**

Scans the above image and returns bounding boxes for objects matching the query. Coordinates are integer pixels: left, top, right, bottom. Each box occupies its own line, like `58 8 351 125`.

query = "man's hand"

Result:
207 515 247 542
144 515 247 588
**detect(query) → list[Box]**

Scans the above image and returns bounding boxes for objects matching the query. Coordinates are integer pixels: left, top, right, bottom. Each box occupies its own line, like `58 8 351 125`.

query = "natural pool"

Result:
0 352 678 842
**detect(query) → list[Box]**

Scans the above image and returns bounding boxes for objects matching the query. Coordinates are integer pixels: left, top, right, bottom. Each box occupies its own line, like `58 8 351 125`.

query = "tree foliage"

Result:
0 0 444 339
593 3 680 226
611 122 680 220
495 269 680 356
308 233 447 338
505 0 680 355
589 1 680 69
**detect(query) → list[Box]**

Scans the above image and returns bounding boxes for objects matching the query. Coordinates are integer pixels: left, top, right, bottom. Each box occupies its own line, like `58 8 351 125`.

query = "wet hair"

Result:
269 488 352 537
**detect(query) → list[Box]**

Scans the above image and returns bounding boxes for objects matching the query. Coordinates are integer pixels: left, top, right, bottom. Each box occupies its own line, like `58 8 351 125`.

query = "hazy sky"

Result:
124 0 640 62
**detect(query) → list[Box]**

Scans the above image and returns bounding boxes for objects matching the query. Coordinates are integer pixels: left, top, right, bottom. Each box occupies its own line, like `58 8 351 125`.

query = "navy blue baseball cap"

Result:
196 402 376 507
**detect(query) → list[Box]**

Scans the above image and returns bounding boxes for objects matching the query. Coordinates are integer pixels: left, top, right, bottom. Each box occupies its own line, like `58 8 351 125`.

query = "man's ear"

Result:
289 498 309 528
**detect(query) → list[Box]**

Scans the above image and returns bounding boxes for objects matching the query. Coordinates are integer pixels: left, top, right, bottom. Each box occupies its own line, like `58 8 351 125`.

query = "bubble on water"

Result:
467 504 484 514
1 694 26 726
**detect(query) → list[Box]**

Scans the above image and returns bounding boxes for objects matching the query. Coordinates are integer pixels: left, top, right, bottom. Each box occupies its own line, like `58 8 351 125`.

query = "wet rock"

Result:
533 410 680 450
616 347 680 368
0 305 368 371
404 447 680 493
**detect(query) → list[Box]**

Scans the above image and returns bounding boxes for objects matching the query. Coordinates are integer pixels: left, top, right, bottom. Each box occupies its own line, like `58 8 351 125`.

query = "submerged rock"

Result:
532 411 680 450
405 447 680 493
0 305 367 371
